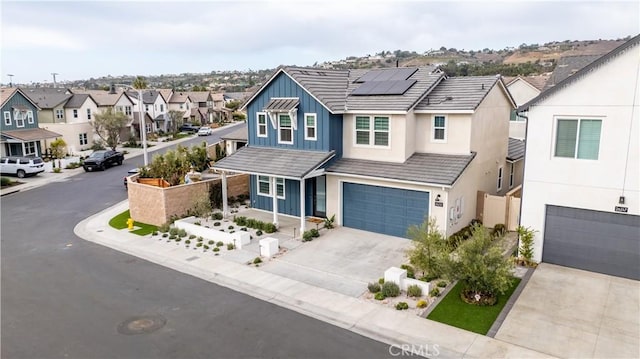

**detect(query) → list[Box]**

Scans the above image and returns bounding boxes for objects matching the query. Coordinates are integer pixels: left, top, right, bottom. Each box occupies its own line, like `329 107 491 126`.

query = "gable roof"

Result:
126 89 164 104
415 75 515 111
1 87 42 110
158 89 173 103
71 89 131 107
505 75 550 92
168 92 191 103
186 91 212 103
520 34 640 111
64 93 96 108
543 55 602 91
21 87 72 109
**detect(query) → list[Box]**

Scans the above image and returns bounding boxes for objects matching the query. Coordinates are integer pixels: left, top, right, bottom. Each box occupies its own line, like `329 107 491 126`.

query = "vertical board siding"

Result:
1 91 39 131
247 72 332 152
250 175 301 217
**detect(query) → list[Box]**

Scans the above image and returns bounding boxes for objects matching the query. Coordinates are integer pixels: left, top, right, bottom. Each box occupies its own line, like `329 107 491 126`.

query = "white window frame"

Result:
160 104 164 112
86 108 92 120
79 133 88 146
4 111 11 125
278 113 293 145
55 109 64 120
73 109 78 118
27 110 34 124
497 166 503 191
353 115 390 148
257 175 270 196
509 163 515 189
275 178 285 199
125 106 132 116
304 113 317 140
553 117 602 160
24 142 36 156
13 110 25 128
256 112 268 138
431 115 447 142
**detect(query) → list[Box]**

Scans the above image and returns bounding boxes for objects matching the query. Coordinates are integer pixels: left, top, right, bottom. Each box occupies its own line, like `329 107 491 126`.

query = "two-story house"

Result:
125 89 169 134
1 88 61 157
214 66 515 238
71 88 135 141
186 91 214 124
167 92 193 123
22 88 99 153
518 34 639 280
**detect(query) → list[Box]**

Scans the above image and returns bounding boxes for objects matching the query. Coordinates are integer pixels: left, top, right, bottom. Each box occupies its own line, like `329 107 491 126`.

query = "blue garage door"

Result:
343 183 429 238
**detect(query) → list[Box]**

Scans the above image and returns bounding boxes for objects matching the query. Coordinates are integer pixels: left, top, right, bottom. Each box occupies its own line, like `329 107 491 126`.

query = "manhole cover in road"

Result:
117 315 166 335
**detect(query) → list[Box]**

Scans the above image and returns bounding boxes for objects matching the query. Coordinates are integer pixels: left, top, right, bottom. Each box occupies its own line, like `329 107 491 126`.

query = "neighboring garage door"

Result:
342 183 429 238
543 205 640 280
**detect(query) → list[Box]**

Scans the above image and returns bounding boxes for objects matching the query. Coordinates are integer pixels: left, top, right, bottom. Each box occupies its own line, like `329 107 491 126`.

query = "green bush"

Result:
234 216 247 226
400 264 415 279
228 225 234 230
226 243 235 250
212 212 223 220
185 239 191 245
213 222 221 226
151 231 158 236
196 242 202 247
256 230 263 236
213 247 220 252
367 282 381 293
169 234 176 240
378 277 385 284
158 223 171 233
208 240 214 245
178 229 187 238
374 292 386 300
407 284 422 298
395 302 409 310
416 300 428 308
0 177 11 186
189 234 196 239
194 221 201 226
253 257 262 264
169 228 179 236
437 281 447 288
381 282 400 298
302 230 316 242
162 233 168 238
175 238 181 242
429 288 440 297
216 241 223 247
419 273 440 282
197 237 203 242
203 245 209 250
492 223 506 237
264 223 277 233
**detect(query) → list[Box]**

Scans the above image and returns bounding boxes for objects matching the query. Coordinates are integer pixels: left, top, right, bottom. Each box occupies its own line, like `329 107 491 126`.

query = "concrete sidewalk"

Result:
74 200 555 359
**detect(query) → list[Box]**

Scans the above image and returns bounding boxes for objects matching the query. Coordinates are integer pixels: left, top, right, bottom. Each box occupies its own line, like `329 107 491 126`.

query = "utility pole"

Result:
7 74 14 87
51 73 59 88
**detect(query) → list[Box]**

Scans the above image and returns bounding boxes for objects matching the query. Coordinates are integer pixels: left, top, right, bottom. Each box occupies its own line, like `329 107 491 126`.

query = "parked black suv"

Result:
179 123 200 133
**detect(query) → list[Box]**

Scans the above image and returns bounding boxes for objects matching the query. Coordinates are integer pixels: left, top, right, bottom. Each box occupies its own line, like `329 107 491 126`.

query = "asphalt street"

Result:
1 128 395 359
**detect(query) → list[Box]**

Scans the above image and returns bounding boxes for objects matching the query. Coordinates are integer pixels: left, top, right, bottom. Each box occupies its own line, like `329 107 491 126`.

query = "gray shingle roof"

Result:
213 146 335 178
21 87 72 109
507 137 525 161
543 55 601 91
221 123 247 141
283 67 350 113
327 152 476 186
414 76 501 111
64 94 92 108
264 98 299 111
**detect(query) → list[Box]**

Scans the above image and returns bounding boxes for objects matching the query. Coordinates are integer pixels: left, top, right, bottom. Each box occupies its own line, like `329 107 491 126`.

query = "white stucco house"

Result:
518 34 640 280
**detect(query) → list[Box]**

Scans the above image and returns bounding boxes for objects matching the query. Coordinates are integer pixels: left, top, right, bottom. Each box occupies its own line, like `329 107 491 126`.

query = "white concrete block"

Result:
174 218 251 249
384 267 407 285
401 278 430 297
259 237 279 257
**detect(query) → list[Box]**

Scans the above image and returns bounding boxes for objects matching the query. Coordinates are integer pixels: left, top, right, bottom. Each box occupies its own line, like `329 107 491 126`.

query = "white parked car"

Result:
197 127 213 136
0 156 45 178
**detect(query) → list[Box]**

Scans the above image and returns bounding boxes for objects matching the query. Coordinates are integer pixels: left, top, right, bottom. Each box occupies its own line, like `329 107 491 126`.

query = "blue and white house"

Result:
1 87 61 157
214 66 516 238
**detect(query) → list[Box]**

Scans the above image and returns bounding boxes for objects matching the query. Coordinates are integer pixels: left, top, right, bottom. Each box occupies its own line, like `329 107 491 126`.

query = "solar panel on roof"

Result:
351 80 417 96
354 67 418 83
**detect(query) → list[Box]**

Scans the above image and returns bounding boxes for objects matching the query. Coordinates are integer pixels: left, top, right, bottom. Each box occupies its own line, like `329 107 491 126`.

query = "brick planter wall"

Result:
128 173 249 226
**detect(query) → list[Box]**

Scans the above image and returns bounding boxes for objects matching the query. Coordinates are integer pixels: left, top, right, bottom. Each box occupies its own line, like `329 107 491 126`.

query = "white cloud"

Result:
2 25 86 51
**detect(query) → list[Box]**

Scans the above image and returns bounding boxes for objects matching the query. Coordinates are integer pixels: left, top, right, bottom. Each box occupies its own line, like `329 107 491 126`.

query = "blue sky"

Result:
2 0 638 85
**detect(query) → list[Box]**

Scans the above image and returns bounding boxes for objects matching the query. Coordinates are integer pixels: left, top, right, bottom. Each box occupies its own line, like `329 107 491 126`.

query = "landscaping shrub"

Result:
234 216 247 226
416 300 428 308
310 228 320 238
378 277 385 285
208 240 214 245
158 223 171 233
226 243 235 250
324 214 335 229
264 223 277 234
189 234 196 239
1 177 12 186
374 292 386 300
177 229 187 238
216 241 224 247
400 264 415 279
437 281 447 288
429 288 440 297
169 228 179 236
169 234 176 240
162 233 168 238
395 302 409 310
492 223 506 237
241 227 248 231
419 273 440 282
367 282 381 293
152 231 158 236
194 221 201 226
381 282 400 298
253 257 262 264
407 284 422 298
197 237 203 242
185 239 191 245
213 247 220 252
302 230 316 242
212 212 223 220
196 242 203 247
214 222 221 226
203 245 209 250
256 230 263 236
228 225 234 230
175 238 181 242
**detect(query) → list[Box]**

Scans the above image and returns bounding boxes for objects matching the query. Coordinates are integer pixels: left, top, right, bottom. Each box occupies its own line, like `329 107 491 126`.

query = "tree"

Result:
49 138 67 169
92 108 128 150
168 110 185 133
405 217 448 280
441 225 515 305
225 100 242 112
132 76 147 90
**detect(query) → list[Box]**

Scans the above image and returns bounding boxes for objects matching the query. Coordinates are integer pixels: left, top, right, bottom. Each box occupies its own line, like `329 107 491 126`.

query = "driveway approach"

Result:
495 263 640 358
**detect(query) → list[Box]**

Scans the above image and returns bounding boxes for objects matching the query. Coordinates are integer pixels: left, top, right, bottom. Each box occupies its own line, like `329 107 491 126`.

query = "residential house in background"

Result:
1 88 61 157
124 89 168 134
211 92 233 122
221 122 247 155
167 92 193 123
518 34 639 280
22 88 99 154
70 88 135 141
214 66 515 238
186 91 214 124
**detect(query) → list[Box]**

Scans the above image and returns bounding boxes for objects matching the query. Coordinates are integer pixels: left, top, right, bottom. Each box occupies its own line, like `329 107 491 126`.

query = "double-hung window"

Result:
497 166 503 191
27 111 34 124
278 114 293 144
55 109 64 120
73 109 78 118
509 163 515 188
256 112 267 138
432 115 446 141
24 142 36 156
257 176 285 199
86 108 92 120
14 110 25 127
125 106 132 116
355 116 389 147
4 111 11 125
79 133 88 146
305 113 317 140
555 118 602 160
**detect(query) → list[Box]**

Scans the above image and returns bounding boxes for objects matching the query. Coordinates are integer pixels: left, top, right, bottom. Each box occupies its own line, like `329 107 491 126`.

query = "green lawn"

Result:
427 278 521 335
109 209 157 236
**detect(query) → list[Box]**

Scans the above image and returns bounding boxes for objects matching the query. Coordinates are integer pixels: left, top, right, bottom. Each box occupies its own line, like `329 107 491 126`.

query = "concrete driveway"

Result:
495 263 639 358
259 227 413 298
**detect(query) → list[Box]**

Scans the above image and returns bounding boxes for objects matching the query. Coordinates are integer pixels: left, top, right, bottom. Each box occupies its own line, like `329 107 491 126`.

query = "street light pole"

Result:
138 88 148 166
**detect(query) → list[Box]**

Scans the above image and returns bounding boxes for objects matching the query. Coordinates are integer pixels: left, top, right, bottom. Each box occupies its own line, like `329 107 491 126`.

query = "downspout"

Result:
515 110 529 258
